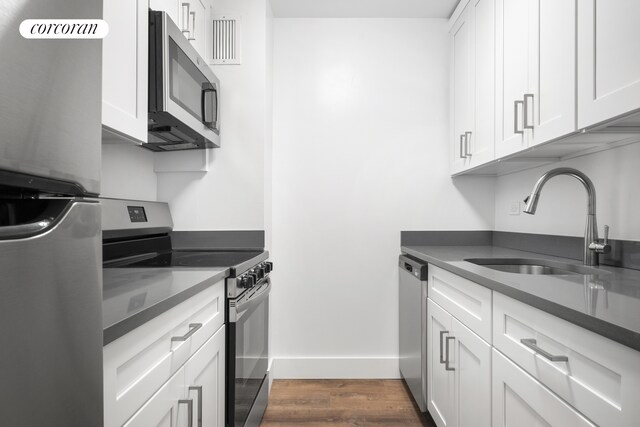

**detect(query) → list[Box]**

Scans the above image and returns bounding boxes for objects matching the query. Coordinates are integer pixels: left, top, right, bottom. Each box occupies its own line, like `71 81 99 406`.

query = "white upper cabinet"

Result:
527 0 576 147
102 0 148 144
495 0 528 157
150 0 214 60
495 0 575 157
450 8 473 174
450 0 496 174
578 0 640 129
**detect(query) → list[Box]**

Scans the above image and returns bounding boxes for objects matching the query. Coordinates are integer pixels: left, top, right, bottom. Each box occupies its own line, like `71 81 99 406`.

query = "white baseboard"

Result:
271 357 400 379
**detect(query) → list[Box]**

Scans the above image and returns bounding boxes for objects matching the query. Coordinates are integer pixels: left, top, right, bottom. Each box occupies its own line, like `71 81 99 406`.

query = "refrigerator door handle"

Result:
0 218 53 239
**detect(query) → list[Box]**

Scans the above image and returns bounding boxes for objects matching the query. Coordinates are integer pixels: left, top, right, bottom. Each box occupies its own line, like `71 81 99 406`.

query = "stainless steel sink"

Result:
465 258 603 276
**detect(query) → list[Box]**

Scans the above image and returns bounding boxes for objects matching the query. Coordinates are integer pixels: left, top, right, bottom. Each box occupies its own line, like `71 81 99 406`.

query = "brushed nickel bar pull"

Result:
465 131 472 157
439 330 448 363
189 386 203 427
445 336 455 371
171 323 202 342
524 94 534 129
514 100 524 134
520 338 568 362
179 399 194 427
459 135 466 159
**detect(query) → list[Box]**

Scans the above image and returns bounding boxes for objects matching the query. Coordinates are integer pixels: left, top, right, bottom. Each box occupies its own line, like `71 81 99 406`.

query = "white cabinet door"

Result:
185 326 226 427
451 318 491 427
428 298 492 427
450 8 473 174
124 367 188 427
492 349 596 427
527 0 576 147
495 0 529 157
578 0 640 128
189 0 207 58
102 0 148 143
427 299 456 427
467 0 495 168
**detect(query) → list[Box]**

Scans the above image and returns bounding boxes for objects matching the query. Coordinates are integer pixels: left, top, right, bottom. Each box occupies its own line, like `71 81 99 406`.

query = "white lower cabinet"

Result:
492 349 596 427
184 324 226 427
425 264 640 427
427 298 491 427
104 281 226 427
124 327 225 427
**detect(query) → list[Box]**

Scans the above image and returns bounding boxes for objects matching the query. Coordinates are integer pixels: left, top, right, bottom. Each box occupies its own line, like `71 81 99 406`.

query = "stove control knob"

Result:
247 272 258 284
263 262 271 274
265 261 273 272
239 276 250 289
256 267 265 280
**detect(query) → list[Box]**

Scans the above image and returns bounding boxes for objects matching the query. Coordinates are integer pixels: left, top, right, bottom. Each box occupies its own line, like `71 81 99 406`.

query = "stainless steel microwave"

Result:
147 10 220 151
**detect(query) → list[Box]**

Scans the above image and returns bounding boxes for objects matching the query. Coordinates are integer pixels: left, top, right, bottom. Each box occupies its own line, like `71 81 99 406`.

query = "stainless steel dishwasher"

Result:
399 254 428 412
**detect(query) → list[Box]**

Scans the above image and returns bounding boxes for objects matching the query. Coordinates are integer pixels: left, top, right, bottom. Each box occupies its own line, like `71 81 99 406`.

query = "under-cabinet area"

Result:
2 0 640 426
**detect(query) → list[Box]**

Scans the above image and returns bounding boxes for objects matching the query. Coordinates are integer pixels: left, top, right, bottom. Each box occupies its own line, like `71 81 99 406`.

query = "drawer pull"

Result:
171 323 203 342
520 338 568 362
439 330 449 363
179 399 194 427
445 336 455 371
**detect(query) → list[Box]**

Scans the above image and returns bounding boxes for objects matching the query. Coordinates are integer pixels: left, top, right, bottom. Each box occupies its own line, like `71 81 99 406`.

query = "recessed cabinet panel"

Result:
185 326 226 427
495 0 529 157
427 299 456 427
528 0 576 146
492 349 597 427
469 0 495 167
123 367 187 427
493 292 640 427
452 318 491 427
578 0 640 128
450 0 495 174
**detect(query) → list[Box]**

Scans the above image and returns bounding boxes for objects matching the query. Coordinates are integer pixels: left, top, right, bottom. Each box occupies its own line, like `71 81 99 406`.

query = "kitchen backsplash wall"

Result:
270 17 495 379
494 141 640 241
101 143 157 200
156 0 272 231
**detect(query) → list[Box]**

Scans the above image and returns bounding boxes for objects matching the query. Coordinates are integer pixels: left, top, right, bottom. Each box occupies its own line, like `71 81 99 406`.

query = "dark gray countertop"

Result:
102 267 229 345
401 245 640 352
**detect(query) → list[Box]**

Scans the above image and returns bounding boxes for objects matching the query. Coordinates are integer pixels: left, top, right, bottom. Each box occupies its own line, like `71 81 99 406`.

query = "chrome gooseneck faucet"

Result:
523 167 610 266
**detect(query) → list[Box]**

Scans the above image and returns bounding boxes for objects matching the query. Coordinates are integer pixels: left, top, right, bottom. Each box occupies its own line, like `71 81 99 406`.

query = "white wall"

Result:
156 0 271 230
271 18 495 378
101 143 157 200
495 142 640 241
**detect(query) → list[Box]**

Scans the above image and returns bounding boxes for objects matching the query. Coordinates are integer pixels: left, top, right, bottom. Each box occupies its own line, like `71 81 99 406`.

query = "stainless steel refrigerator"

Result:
0 0 104 425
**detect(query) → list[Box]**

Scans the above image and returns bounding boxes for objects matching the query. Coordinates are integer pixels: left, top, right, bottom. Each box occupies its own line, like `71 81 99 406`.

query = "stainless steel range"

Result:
101 198 272 427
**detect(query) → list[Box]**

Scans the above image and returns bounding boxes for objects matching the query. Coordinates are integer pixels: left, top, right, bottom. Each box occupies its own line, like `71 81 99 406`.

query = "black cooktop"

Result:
111 250 263 268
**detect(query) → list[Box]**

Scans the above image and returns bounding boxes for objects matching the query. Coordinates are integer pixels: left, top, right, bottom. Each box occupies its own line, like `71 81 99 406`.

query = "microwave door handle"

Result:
201 83 217 129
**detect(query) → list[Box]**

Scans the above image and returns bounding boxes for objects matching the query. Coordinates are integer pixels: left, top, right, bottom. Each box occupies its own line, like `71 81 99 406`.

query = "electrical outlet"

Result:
509 202 520 216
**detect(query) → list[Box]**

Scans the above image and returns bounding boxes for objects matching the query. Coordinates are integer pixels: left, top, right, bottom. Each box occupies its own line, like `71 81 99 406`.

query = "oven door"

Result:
228 278 270 427
149 11 220 149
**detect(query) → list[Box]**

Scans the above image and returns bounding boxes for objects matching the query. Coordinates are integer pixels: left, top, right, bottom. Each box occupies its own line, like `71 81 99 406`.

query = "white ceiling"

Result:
270 0 460 19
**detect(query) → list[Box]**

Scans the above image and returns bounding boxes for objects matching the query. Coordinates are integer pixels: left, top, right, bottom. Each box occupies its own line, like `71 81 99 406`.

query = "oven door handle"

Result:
234 278 271 321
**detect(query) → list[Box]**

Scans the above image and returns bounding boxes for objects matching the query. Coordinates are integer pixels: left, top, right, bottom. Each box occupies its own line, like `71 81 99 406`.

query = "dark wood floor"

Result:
261 379 437 426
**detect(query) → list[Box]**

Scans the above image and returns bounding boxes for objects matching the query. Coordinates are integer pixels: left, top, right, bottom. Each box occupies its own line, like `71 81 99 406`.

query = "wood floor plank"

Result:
261 379 437 427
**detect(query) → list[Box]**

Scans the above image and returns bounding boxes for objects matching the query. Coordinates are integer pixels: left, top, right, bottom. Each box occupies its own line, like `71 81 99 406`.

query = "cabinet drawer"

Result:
493 292 640 427
428 265 492 342
492 349 596 427
104 280 225 427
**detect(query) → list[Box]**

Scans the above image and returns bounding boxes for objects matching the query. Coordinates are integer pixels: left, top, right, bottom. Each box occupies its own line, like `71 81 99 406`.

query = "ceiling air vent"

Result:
212 15 241 65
